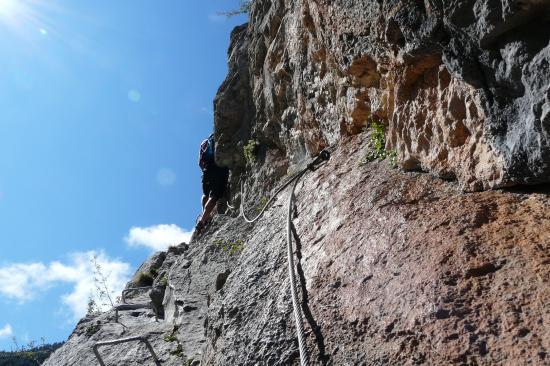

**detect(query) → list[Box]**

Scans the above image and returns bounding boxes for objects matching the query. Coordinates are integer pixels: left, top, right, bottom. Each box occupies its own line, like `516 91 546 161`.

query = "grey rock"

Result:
150 285 166 319
126 251 166 289
215 0 550 190
44 1 550 366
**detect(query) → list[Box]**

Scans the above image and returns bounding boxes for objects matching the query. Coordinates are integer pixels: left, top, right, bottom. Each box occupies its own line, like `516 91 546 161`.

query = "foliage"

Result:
86 296 99 316
170 344 183 357
85 322 101 337
170 346 195 366
218 0 254 17
91 255 116 309
137 272 154 286
257 196 269 213
183 357 195 366
364 120 387 162
160 275 168 287
164 325 191 363
243 139 260 165
362 120 399 168
0 340 64 366
149 268 159 278
213 239 245 255
163 334 177 342
387 149 398 168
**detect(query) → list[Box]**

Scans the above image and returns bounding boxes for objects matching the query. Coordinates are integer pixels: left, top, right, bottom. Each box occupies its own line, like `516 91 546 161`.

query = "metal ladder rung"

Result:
93 336 161 366
114 303 153 322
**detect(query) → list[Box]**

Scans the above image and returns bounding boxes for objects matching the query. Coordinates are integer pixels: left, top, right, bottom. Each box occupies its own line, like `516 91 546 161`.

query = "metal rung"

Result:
115 303 153 322
93 336 161 366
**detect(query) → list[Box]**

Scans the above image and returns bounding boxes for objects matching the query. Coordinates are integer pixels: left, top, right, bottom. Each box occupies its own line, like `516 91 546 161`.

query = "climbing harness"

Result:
93 336 161 366
240 149 331 366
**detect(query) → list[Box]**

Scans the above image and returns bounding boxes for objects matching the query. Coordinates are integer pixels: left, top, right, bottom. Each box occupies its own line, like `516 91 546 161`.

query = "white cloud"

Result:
125 224 192 251
0 324 13 339
156 168 176 187
0 251 131 321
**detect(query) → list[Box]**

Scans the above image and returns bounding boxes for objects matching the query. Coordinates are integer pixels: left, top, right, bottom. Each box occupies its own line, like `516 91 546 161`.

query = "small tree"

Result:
86 296 99 316
91 255 116 309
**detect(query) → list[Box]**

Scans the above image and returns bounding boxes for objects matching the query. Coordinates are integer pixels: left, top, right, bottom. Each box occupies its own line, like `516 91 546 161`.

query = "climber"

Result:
195 133 229 233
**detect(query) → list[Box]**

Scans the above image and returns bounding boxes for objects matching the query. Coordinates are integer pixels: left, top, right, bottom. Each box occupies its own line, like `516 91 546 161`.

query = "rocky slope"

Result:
45 1 549 365
44 137 549 366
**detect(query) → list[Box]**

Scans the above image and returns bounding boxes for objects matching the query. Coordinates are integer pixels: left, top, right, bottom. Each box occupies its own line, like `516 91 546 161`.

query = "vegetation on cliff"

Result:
0 342 63 366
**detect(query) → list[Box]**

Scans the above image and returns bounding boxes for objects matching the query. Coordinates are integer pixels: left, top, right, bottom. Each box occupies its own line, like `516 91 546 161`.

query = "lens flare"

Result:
0 0 54 37
0 0 24 25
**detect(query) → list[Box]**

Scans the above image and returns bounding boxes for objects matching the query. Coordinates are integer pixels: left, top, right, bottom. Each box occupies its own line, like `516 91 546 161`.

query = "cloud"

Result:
156 168 176 187
125 224 192 251
0 324 13 339
0 251 131 321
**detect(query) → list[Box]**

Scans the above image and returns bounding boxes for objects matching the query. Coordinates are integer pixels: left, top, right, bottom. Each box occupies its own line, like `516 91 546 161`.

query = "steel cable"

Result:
286 171 310 366
239 150 330 366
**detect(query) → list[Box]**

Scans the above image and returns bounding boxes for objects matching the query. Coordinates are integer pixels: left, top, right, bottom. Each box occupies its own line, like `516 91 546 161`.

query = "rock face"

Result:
45 1 550 365
218 0 550 191
44 136 549 366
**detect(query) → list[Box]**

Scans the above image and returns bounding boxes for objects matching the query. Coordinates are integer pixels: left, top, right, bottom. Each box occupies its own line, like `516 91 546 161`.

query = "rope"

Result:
240 150 331 224
287 171 309 366
240 169 306 223
239 149 330 366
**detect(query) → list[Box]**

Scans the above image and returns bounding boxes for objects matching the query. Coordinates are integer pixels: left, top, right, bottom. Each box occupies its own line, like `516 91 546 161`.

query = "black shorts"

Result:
202 166 229 199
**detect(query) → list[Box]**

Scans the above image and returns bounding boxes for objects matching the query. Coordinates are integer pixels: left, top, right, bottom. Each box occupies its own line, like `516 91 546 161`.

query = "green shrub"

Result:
214 239 245 255
362 120 399 168
149 268 158 278
243 139 260 165
257 196 269 213
387 149 398 168
364 120 387 162
85 322 101 337
163 334 177 342
228 240 245 254
137 272 154 286
170 344 183 357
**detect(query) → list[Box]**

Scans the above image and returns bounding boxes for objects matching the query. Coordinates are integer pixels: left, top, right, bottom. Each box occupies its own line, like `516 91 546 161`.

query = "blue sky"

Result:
0 0 246 350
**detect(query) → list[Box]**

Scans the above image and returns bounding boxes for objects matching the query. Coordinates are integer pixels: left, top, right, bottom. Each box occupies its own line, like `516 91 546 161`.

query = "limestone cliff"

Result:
217 0 550 191
45 1 549 365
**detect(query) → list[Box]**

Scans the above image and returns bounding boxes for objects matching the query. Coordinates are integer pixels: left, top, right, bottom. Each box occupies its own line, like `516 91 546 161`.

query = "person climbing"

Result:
195 133 229 233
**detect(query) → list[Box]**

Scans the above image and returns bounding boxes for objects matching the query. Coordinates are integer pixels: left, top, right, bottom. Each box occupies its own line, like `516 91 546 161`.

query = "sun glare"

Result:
0 0 51 36
0 0 24 20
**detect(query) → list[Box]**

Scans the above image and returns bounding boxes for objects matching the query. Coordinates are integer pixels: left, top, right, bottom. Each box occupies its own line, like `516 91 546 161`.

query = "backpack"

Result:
199 134 216 171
